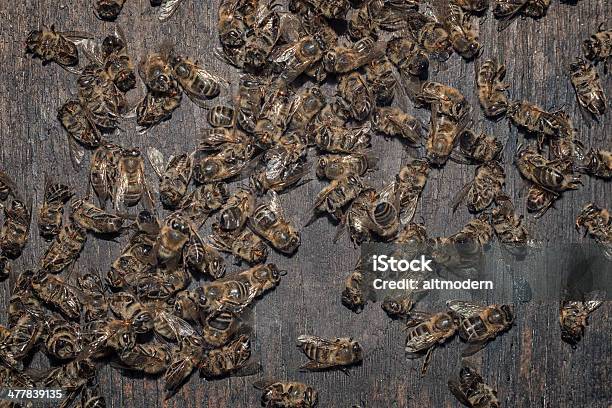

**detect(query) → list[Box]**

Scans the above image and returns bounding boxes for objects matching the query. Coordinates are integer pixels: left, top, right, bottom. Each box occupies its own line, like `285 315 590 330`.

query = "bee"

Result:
394 160 431 225
94 0 128 21
508 101 574 142
249 192 301 254
7 312 44 361
569 57 606 117
364 56 397 106
582 25 611 70
208 105 235 128
372 106 425 145
323 38 384 74
559 298 603 345
491 193 529 258
118 343 171 374
575 203 611 259
179 183 229 226
0 199 31 258
172 290 201 323
199 334 256 379
38 178 74 240
9 269 46 325
382 294 416 320
364 182 402 241
218 0 248 50
418 81 470 120
90 142 121 207
348 0 416 40
448 363 500 408
210 223 268 265
71 199 127 234
77 64 127 130
135 267 190 301
492 0 549 31
234 74 266 133
287 87 327 135
447 300 514 356
81 318 136 357
404 311 457 372
156 212 192 265
139 51 179 94
201 310 247 348
40 221 87 273
242 5 283 71
216 188 255 232
452 161 505 213
254 80 295 146
579 149 611 179
0 170 17 202
171 55 228 107
309 176 365 223
25 26 90 69
136 90 183 130
75 383 106 408
296 335 363 372
453 0 489 12
77 272 109 322
31 272 82 320
251 144 310 194
108 293 155 335
42 359 96 395
435 1 481 59
101 29 136 92
403 10 453 61
314 124 371 154
341 260 368 313
515 144 582 192
427 108 470 166
337 72 374 122
57 100 102 167
316 153 376 181
44 318 83 360
254 380 319 408
342 187 377 245
476 59 509 118
147 148 193 208
199 126 248 151
184 232 226 279
192 142 256 184
386 36 429 79
289 0 349 19
526 184 558 218
116 147 147 208
453 130 503 164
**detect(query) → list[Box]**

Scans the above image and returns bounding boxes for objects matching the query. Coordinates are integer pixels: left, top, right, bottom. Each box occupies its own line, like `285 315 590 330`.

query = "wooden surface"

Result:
0 0 611 407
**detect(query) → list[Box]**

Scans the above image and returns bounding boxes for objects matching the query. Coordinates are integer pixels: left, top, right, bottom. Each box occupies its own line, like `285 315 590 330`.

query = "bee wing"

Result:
159 0 186 21
160 311 199 341
446 300 485 318
450 180 473 213
113 171 128 210
146 147 166 179
448 377 471 406
266 190 286 218
163 355 195 399
461 340 488 357
495 1 528 32
404 310 432 327
67 135 87 171
296 335 340 353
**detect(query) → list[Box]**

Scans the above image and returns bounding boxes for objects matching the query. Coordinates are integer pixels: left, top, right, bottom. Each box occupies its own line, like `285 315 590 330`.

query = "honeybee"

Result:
452 161 505 213
108 232 156 289
316 153 376 181
447 300 514 356
171 55 227 107
94 0 127 20
314 124 371 154
218 0 247 50
575 203 611 259
116 147 147 208
569 57 606 118
372 106 425 145
192 142 256 184
427 108 470 166
108 292 154 335
583 25 611 70
31 272 82 320
77 64 127 130
476 59 509 118
77 272 109 322
323 38 384 74
100 29 136 92
287 87 327 135
255 380 319 408
216 188 254 232
234 74 266 133
210 223 268 265
201 310 247 348
156 212 192 265
394 160 431 224
515 144 581 192
0 199 31 258
25 26 90 69
342 187 377 245
337 72 374 122
270 34 326 84
208 105 235 128
242 5 283 71
135 267 190 301
448 363 500 408
436 1 481 59
139 51 178 94
491 193 529 258
147 148 193 208
453 0 489 12
38 178 74 240
71 199 127 234
365 182 402 240
364 57 397 106
90 142 121 207
403 10 453 61
45 318 83 360
386 36 429 79
348 0 416 40
0 170 17 202
251 144 310 194
289 0 349 19
179 182 229 226
249 192 301 254
382 294 416 320
81 318 137 358
579 149 611 179
42 358 97 398
341 260 369 313
57 100 102 167
309 176 365 223
418 81 470 120
136 90 183 130
559 298 603 345
254 80 295 146
526 184 558 218
118 343 170 374
184 232 226 279
405 311 457 373
199 334 257 379
453 130 503 164
7 312 44 361
492 0 549 31
296 335 363 372
508 101 574 143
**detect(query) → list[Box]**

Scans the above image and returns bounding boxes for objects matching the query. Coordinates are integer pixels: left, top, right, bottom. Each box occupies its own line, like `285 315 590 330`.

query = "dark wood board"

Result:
0 0 611 407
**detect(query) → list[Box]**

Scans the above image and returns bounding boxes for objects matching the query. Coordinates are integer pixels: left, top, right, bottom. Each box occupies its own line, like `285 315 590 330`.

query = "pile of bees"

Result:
0 0 609 406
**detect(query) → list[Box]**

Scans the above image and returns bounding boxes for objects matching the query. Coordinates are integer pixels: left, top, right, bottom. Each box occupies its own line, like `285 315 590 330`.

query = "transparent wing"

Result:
159 0 186 21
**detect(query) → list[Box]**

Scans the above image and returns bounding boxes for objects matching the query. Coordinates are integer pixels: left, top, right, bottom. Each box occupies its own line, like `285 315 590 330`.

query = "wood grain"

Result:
0 0 610 407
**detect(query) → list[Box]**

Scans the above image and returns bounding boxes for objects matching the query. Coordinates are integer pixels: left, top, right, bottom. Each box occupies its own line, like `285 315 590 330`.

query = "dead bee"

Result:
296 335 363 372
316 153 376 181
199 334 256 379
341 260 368 313
108 292 154 335
348 0 416 40
81 318 137 357
453 161 505 213
382 294 415 320
57 100 102 167
453 0 489 12
309 176 365 223
251 144 310 194
323 38 384 74
25 26 90 69
172 290 201 323
372 106 425 145
365 56 397 105
417 81 469 120
404 311 457 373
404 9 453 60
218 0 248 51
579 149 611 179
342 187 377 245
314 124 371 154
208 105 235 128
38 178 74 240
289 0 349 19
100 29 136 92
491 193 529 258
575 203 611 259
249 192 301 254
41 221 87 273
436 1 481 59
508 101 573 142
453 130 503 164
7 312 44 361
31 272 82 320
156 212 192 265
583 25 611 70
210 223 268 265
492 0 549 31
337 72 374 122
179 182 229 226
71 198 127 234
448 363 500 408
234 74 266 133
77 64 127 130
135 267 190 301
155 0 188 21
0 199 31 258
254 80 295 146
242 4 283 71
559 297 603 345
42 359 96 397
386 36 429 79
192 142 256 184
569 57 606 118
201 310 246 348
90 142 121 206
45 317 83 360
118 343 171 374
136 90 183 130
199 127 251 150
515 144 582 192
255 380 319 408
526 184 558 218
77 272 109 322
94 0 128 21
447 300 514 356
147 148 193 208
184 232 226 279
427 108 470 166
476 59 509 118
116 147 147 208
287 87 327 135
364 182 402 240
171 55 227 106
395 222 430 248
269 33 326 84
216 188 254 232
139 51 178 94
